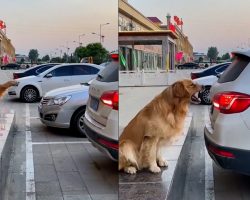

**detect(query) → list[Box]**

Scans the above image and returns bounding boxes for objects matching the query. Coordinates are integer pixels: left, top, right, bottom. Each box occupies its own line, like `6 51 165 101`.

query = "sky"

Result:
0 0 118 57
129 0 250 56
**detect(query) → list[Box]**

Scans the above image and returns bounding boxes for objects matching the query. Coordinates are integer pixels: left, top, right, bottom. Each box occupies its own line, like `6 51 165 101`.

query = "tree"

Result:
42 55 50 62
74 43 109 64
50 57 62 63
86 43 108 64
20 58 25 64
207 47 219 62
221 53 230 60
62 53 68 63
28 49 39 64
75 46 88 61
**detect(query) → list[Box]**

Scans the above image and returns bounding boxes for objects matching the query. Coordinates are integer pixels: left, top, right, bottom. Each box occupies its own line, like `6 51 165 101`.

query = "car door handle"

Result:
64 79 70 81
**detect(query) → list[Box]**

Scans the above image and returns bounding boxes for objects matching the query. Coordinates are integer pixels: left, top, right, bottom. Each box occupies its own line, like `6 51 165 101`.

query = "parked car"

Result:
38 83 90 137
8 63 104 103
192 74 221 105
1 63 20 70
13 63 59 79
205 50 250 175
177 62 199 69
83 53 118 161
190 62 231 80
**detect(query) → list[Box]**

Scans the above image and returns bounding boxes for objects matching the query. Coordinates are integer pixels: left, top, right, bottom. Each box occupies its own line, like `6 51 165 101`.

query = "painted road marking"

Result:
32 141 91 145
204 106 215 200
26 103 36 200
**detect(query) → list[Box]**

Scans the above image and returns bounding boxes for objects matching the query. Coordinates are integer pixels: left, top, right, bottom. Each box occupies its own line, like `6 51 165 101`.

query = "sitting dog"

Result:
119 79 202 174
0 80 17 97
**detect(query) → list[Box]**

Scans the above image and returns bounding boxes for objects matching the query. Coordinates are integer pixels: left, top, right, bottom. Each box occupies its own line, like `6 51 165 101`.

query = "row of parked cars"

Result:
8 55 119 161
191 50 250 175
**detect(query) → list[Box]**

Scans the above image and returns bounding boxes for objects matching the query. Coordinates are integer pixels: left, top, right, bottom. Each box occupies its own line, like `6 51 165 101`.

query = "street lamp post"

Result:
78 34 85 47
99 23 110 43
92 32 104 43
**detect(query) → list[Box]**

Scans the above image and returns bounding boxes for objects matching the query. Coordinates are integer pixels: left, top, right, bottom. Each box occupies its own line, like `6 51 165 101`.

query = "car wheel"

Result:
71 107 86 137
21 86 39 103
199 86 211 105
1 67 5 70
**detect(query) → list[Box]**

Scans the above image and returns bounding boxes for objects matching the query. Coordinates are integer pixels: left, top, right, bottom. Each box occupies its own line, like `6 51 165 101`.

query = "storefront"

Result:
119 30 178 71
0 29 15 65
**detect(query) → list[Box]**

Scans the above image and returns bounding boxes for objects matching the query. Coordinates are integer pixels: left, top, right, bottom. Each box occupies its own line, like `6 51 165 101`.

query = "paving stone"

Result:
36 195 63 200
35 181 62 196
57 172 87 192
91 194 118 200
34 164 58 182
53 156 78 172
119 182 168 200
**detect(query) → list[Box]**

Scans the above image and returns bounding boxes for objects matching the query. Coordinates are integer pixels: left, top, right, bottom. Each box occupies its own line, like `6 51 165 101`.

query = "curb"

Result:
0 113 16 200
167 116 194 200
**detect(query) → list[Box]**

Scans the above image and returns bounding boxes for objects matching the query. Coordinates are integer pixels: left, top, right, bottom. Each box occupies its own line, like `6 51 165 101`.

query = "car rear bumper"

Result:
204 125 250 175
83 116 118 161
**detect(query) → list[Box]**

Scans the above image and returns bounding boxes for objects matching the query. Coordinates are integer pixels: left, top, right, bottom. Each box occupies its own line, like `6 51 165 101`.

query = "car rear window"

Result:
96 61 118 82
218 55 250 83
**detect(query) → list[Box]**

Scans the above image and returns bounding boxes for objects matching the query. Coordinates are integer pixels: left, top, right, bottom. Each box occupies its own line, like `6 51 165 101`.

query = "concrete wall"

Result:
119 69 199 86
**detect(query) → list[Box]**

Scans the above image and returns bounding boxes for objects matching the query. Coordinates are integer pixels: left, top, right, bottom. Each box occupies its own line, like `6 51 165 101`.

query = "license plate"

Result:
90 97 99 111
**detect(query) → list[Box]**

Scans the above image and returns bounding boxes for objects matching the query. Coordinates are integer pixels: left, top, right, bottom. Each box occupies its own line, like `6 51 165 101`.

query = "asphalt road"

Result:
0 70 118 200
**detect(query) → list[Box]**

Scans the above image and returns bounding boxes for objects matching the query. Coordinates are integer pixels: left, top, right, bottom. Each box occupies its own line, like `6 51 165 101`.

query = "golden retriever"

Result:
0 80 17 97
119 79 202 174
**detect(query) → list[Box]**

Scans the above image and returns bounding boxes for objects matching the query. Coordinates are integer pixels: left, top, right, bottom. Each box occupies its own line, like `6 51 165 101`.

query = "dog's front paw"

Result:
158 159 168 167
149 165 161 173
124 166 137 174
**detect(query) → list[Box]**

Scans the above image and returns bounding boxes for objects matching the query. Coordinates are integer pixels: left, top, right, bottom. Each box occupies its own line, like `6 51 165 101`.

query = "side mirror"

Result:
45 73 53 78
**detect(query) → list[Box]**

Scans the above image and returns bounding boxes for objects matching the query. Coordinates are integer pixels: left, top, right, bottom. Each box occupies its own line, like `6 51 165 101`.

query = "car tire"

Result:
199 86 211 105
21 86 39 103
1 67 5 70
71 107 86 137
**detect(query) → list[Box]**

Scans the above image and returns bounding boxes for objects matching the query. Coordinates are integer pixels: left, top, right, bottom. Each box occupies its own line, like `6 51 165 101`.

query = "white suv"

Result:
8 63 103 102
83 54 118 161
205 50 250 175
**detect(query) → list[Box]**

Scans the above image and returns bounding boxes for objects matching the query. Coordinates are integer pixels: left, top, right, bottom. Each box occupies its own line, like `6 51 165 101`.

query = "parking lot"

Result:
0 70 117 200
1 69 250 200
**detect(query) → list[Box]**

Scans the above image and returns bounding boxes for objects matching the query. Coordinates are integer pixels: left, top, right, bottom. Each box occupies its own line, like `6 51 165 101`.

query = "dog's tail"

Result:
119 140 139 171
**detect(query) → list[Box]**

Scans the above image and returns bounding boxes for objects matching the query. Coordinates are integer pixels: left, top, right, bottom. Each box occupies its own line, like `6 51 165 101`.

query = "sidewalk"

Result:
119 86 194 200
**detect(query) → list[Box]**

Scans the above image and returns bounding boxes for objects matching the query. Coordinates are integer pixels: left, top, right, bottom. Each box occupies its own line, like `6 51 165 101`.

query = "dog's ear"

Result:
172 81 189 98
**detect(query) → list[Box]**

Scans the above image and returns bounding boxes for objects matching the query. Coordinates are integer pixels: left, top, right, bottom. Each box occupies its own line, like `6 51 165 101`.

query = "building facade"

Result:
0 29 15 65
119 0 177 71
119 0 193 71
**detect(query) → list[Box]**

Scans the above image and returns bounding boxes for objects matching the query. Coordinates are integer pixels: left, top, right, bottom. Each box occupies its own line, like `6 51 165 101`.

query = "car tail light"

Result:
98 138 118 150
100 90 118 110
111 53 118 61
208 145 235 158
13 73 19 79
191 73 197 80
213 92 250 114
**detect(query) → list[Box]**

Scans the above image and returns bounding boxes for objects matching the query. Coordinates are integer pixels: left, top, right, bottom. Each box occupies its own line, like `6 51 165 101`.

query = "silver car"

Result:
83 53 118 160
38 83 89 136
205 50 250 175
